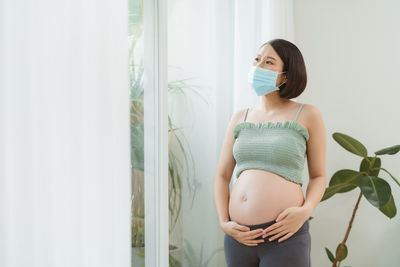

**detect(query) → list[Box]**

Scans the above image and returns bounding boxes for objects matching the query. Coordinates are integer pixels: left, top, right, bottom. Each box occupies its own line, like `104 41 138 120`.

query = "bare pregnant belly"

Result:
228 169 305 226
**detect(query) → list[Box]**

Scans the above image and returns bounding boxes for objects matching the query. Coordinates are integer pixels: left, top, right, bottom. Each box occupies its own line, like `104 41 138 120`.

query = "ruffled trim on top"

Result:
233 120 310 141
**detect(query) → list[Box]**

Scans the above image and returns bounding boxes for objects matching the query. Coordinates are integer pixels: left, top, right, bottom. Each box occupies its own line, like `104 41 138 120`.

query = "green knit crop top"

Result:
232 103 309 185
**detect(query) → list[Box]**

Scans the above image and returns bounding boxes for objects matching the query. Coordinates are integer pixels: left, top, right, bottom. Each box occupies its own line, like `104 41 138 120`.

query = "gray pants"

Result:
224 219 311 267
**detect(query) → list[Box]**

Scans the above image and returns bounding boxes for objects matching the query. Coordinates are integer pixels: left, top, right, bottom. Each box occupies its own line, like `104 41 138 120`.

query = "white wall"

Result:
294 1 400 266
168 0 400 266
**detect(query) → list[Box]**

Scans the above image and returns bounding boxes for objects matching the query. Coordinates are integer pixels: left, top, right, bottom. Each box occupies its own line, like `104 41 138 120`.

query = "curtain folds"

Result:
0 1 131 267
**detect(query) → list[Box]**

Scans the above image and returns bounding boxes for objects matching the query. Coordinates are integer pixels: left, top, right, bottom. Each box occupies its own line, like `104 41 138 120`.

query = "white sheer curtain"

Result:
168 0 235 265
168 0 294 266
233 0 294 112
231 0 294 184
0 1 130 267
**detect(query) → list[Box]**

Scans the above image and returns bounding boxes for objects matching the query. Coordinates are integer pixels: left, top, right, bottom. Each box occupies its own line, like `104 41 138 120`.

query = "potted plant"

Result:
321 132 399 267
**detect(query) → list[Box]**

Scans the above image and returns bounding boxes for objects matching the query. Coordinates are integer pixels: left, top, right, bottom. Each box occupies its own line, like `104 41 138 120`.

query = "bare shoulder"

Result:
222 107 249 142
302 103 322 117
229 108 248 126
301 103 325 133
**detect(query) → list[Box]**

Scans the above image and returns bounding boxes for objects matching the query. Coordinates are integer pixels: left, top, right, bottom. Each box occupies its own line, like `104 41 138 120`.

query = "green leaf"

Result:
359 176 391 208
375 144 400 155
380 167 400 188
379 193 397 218
322 183 357 201
332 132 368 157
321 170 364 201
325 247 335 262
329 169 364 187
360 157 381 176
183 239 198 267
335 243 348 261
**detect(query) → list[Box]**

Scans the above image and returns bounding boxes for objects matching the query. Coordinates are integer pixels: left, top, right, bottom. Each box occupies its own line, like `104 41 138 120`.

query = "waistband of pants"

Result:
244 218 310 232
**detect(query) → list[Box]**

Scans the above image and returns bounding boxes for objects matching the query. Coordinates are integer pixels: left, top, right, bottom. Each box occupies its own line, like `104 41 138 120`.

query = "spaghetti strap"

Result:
293 103 304 122
243 108 249 122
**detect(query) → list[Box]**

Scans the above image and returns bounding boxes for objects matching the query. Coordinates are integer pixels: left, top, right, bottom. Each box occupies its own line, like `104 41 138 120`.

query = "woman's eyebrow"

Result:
256 54 276 61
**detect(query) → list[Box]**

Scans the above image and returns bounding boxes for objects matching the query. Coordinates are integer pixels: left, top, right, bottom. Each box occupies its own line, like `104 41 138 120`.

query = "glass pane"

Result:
129 0 145 266
168 1 227 266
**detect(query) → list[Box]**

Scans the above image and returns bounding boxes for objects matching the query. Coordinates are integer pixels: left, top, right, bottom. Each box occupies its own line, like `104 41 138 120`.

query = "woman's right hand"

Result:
221 221 265 246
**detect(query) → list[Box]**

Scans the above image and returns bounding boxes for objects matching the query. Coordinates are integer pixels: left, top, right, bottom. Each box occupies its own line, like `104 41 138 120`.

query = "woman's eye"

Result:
254 58 272 64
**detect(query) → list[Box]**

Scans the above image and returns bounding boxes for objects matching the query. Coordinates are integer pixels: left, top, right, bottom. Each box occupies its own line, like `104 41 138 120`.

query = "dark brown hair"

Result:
260 39 307 99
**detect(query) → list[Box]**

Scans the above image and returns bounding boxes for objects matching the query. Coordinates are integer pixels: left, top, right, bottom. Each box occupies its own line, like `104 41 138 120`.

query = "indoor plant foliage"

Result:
130 70 204 266
166 78 207 267
321 132 399 267
130 30 206 266
129 1 211 266
129 0 145 254
183 239 224 267
129 14 206 265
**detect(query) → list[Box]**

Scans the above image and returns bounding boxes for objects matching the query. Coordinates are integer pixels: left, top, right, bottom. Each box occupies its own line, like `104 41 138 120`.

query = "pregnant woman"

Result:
213 38 327 267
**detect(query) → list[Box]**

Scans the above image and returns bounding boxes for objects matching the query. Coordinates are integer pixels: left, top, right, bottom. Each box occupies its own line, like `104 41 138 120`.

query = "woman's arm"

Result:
301 104 327 216
213 110 245 226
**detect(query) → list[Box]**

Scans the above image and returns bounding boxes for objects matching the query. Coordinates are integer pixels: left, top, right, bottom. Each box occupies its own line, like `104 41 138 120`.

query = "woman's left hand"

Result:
262 206 310 242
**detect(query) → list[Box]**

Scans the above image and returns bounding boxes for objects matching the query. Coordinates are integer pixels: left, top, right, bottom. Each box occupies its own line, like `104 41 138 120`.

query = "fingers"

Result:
233 223 250 232
268 229 291 241
237 229 265 246
262 224 284 238
262 221 282 235
247 228 264 239
240 234 265 246
243 238 265 246
277 232 294 242
237 228 263 238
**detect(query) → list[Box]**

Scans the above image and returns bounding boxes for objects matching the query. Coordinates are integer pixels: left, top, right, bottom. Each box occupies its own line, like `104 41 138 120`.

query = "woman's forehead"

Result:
257 45 281 62
258 44 277 56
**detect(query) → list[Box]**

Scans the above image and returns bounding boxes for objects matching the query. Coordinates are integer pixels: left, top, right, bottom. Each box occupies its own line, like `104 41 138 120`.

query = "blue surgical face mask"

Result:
247 65 287 96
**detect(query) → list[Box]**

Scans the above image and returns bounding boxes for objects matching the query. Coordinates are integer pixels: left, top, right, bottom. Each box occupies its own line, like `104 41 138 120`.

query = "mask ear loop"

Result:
277 71 287 88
